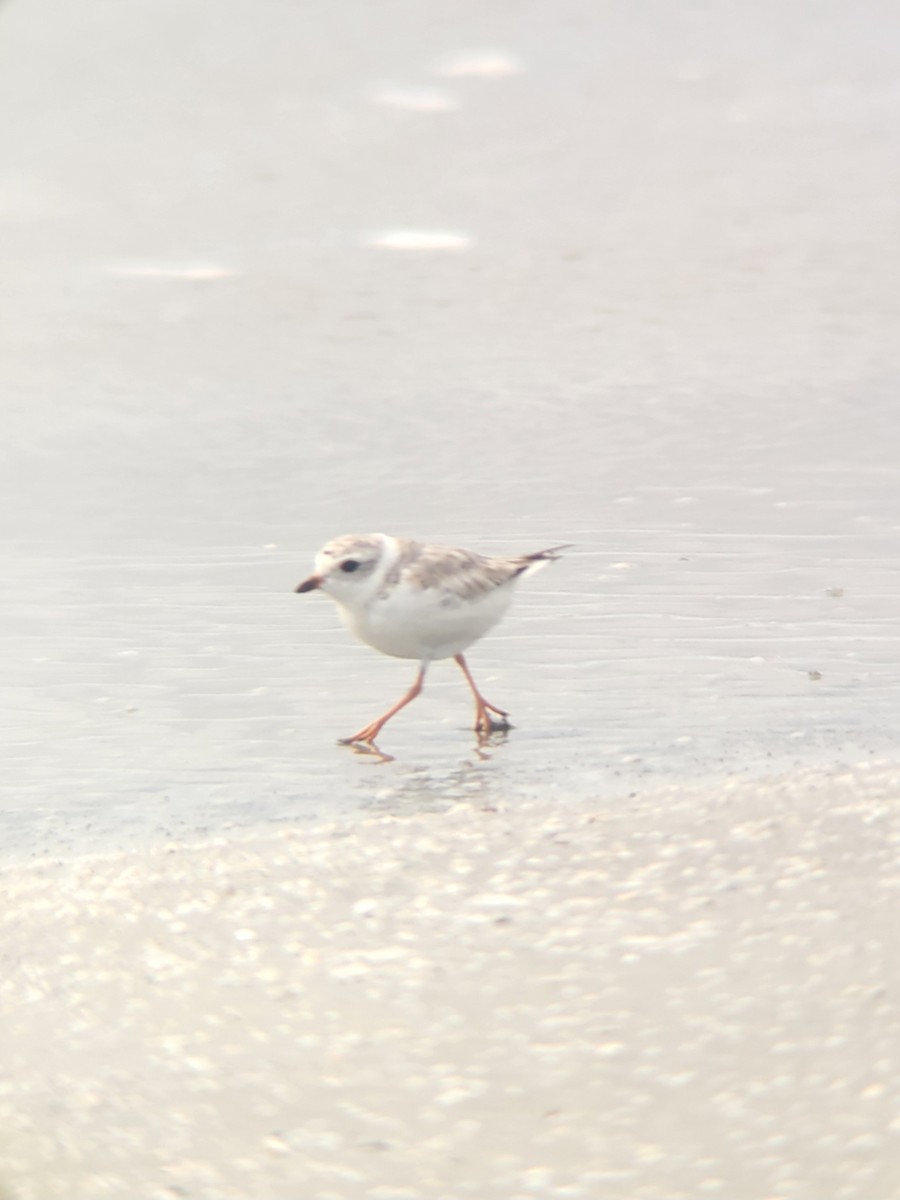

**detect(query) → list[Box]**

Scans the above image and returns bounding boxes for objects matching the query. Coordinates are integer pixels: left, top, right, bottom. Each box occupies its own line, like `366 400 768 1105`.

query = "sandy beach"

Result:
2 761 898 1199
3 0 900 1195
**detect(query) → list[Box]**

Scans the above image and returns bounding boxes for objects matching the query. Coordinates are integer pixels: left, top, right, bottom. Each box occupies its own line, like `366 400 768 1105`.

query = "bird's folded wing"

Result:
396 542 525 600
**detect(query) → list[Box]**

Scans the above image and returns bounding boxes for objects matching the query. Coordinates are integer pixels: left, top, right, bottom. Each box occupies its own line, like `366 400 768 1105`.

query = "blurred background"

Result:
2 0 899 851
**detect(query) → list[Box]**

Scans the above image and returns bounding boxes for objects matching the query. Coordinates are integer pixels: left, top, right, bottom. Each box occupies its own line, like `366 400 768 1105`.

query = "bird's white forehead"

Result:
316 533 385 565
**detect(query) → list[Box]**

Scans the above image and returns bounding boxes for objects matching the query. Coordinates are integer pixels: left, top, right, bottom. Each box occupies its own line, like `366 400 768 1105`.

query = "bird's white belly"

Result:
341 582 515 661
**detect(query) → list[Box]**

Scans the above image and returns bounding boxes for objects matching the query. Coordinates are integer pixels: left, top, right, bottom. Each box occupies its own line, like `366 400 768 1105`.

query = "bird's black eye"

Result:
340 559 360 573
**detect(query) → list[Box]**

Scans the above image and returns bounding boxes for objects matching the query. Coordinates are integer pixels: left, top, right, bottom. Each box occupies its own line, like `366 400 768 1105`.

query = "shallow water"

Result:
2 0 899 855
3 514 897 855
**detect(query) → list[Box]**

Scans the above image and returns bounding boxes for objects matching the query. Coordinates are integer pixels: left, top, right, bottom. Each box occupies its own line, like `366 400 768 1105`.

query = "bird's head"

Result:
295 533 387 603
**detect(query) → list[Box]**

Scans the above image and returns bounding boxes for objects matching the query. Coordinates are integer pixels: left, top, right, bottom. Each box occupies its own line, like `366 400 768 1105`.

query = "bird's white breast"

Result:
340 577 516 661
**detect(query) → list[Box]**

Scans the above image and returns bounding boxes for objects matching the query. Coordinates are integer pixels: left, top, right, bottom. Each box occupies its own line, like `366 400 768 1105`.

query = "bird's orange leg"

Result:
454 653 511 734
340 666 426 745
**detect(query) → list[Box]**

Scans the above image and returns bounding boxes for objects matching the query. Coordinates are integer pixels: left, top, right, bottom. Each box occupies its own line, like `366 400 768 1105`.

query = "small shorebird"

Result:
295 533 568 745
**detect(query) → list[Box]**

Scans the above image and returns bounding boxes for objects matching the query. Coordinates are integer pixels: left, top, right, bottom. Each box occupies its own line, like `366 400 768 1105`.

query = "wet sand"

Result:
3 0 899 846
2 760 898 1200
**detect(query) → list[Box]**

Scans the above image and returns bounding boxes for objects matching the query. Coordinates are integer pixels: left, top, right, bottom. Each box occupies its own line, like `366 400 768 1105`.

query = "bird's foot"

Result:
474 702 512 736
339 719 386 746
338 733 394 763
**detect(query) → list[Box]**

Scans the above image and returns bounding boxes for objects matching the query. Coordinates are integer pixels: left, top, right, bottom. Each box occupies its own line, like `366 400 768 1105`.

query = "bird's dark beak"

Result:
295 574 322 593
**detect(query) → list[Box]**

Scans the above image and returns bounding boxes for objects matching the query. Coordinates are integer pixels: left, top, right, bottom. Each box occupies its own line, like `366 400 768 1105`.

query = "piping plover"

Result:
295 533 568 745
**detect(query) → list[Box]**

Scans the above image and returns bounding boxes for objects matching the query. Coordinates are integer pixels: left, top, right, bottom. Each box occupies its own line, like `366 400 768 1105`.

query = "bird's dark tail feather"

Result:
525 543 573 563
